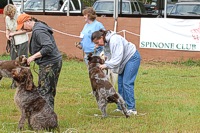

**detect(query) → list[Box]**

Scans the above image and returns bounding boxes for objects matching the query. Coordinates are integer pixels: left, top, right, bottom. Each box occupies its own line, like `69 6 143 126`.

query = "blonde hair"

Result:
82 7 97 21
3 4 16 18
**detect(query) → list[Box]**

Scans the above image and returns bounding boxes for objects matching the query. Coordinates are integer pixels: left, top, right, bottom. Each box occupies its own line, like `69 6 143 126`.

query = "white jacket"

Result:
104 31 136 74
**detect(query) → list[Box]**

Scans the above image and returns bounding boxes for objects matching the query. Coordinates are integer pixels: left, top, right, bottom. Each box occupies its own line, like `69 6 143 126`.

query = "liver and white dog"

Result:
99 51 118 87
12 67 58 131
87 53 129 118
0 55 29 88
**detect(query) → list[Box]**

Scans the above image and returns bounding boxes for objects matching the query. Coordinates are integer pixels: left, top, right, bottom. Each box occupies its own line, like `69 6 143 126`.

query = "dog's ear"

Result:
25 68 34 91
11 67 21 81
87 53 93 61
15 55 22 62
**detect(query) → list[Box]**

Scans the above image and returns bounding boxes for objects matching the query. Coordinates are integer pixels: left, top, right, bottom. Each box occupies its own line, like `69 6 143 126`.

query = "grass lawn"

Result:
0 55 200 133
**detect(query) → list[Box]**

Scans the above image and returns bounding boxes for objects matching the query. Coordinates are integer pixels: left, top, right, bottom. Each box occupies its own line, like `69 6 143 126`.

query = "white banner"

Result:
140 18 200 51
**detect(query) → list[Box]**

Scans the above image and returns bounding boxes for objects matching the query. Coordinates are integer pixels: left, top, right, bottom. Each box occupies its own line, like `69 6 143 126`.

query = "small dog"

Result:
87 53 129 118
12 67 58 131
0 55 29 88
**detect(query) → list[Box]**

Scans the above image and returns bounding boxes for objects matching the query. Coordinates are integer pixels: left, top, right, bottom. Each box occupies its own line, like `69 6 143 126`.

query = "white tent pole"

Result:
67 0 70 16
21 0 24 13
113 0 118 32
164 0 167 18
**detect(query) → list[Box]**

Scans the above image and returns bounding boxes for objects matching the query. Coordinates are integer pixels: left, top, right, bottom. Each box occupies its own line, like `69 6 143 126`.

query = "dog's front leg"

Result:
18 109 26 130
27 111 32 129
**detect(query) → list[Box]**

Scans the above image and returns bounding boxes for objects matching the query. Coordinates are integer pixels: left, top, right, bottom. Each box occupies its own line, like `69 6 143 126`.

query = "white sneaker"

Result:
128 110 137 115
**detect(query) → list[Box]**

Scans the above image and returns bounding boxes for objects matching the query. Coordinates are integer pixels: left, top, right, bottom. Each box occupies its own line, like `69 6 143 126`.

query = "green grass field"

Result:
0 55 200 133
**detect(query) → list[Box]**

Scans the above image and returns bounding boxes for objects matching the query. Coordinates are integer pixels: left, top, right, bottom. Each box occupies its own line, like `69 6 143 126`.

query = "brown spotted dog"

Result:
12 67 58 131
87 53 129 118
0 55 29 88
99 51 118 87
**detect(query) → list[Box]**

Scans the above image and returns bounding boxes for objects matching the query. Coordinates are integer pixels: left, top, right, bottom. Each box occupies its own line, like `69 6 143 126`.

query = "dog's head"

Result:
87 53 105 65
11 67 34 90
15 55 29 67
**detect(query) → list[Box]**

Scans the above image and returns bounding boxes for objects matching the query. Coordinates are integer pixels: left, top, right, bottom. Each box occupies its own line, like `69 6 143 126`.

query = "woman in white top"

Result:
3 4 29 88
3 4 28 60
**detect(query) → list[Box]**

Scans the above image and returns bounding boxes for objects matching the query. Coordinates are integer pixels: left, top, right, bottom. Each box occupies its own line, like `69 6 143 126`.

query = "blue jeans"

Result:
118 50 141 110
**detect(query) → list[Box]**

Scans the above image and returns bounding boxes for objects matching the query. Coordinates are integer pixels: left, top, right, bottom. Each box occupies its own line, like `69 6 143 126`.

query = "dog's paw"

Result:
101 114 108 118
18 124 24 130
125 114 130 118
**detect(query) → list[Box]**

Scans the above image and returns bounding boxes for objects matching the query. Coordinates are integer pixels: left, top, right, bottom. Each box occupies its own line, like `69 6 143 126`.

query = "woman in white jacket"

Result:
91 29 141 115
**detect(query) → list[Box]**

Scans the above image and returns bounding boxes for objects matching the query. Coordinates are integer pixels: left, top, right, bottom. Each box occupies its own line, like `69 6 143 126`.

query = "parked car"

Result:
168 1 200 16
155 3 175 15
23 0 84 15
144 4 156 14
92 0 147 16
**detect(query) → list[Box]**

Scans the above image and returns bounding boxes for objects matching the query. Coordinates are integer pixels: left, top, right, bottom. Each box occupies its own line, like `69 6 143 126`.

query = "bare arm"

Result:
27 52 42 65
9 30 27 37
6 29 10 40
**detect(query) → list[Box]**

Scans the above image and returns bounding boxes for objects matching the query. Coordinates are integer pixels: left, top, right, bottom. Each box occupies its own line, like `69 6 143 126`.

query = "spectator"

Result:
75 7 105 65
16 13 62 110
3 4 29 89
91 29 141 115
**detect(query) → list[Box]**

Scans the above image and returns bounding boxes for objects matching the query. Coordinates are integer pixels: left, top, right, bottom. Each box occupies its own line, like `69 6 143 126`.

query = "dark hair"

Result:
31 17 48 26
91 29 109 42
82 7 96 21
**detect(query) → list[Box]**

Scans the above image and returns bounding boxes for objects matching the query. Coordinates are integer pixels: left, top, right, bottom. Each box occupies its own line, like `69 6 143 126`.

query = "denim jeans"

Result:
118 50 141 110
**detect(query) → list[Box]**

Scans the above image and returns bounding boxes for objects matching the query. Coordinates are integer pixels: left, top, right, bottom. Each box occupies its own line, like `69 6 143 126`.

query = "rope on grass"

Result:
62 128 78 133
77 107 127 118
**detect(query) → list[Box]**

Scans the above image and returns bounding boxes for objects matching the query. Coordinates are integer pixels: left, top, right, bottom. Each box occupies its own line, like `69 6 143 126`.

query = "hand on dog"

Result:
99 64 107 70
27 56 35 65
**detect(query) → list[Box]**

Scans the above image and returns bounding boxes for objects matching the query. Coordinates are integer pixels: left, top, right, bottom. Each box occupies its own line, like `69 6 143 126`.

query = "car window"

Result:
94 1 114 11
193 5 200 14
122 2 130 13
94 1 130 13
63 1 74 11
171 4 200 15
24 0 59 11
72 0 80 10
134 2 140 13
131 2 137 13
138 2 146 14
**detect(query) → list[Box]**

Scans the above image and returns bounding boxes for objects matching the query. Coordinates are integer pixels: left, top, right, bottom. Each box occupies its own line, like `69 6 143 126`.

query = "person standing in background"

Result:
75 7 105 65
3 4 29 89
